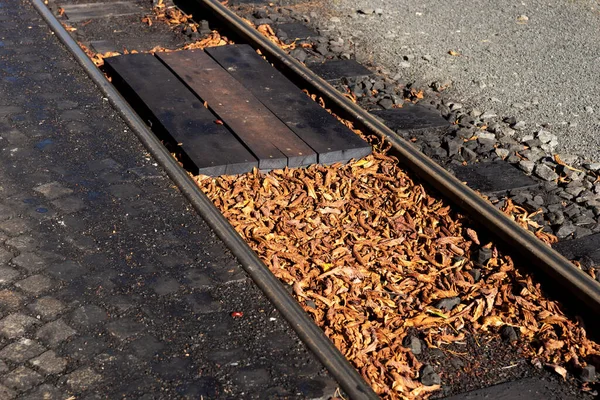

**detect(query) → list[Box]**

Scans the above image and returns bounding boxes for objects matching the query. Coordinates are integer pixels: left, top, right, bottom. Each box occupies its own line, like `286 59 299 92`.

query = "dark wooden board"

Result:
104 53 257 176
275 23 317 40
450 161 538 195
205 44 372 164
307 59 374 83
158 50 316 169
371 105 450 132
62 2 142 22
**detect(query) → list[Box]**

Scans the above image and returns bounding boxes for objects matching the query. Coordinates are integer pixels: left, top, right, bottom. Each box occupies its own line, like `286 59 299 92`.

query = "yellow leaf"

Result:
448 50 460 56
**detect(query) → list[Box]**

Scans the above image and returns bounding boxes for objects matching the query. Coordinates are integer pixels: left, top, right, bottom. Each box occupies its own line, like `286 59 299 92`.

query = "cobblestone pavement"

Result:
0 0 337 398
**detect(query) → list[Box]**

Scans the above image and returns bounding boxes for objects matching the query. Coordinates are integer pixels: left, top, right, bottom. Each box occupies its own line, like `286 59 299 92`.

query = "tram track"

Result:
30 0 600 398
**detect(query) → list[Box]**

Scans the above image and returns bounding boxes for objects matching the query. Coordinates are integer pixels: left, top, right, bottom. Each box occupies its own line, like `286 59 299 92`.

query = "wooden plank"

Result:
449 161 538 195
371 105 450 132
62 2 143 23
158 50 316 169
308 59 373 83
205 44 372 164
103 53 257 176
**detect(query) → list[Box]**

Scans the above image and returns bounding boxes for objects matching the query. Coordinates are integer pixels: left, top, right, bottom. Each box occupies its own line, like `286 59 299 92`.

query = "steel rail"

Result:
190 0 600 315
30 1 379 399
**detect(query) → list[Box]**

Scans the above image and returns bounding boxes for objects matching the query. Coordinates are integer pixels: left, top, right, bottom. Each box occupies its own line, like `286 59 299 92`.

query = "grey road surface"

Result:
317 0 600 160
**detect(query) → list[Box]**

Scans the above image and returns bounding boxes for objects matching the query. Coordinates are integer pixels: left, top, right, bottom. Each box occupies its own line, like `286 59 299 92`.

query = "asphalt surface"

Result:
314 0 600 161
0 0 337 397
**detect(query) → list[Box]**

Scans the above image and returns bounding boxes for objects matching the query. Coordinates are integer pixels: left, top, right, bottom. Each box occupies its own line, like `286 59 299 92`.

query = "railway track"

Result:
30 0 600 398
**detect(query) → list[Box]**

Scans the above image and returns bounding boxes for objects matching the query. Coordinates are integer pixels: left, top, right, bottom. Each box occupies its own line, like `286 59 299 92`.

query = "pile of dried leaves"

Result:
195 137 600 398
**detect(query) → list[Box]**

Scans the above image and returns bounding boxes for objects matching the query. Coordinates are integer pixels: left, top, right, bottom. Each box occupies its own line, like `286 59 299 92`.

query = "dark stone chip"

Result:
420 364 441 386
499 325 519 343
581 365 596 382
477 247 493 265
435 296 461 311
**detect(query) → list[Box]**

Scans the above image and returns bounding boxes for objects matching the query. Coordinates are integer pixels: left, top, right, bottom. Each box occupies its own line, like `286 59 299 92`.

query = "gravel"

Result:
310 0 600 161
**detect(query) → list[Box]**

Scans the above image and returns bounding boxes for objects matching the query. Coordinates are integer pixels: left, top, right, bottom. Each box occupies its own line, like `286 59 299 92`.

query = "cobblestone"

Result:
70 305 108 328
2 366 44 392
29 350 68 374
21 384 66 400
0 219 31 236
0 384 16 399
0 313 40 339
0 266 20 285
0 338 46 363
0 0 336 397
11 253 46 273
14 274 55 295
27 297 67 320
33 182 73 200
0 290 25 311
36 319 77 346
66 367 102 392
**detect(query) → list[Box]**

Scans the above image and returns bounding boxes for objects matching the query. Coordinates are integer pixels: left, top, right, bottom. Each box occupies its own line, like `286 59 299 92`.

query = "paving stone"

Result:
27 297 67 320
66 366 102 392
29 350 67 374
0 383 15 399
87 157 122 173
151 357 192 380
70 305 108 328
211 263 247 284
33 182 73 200
151 277 180 296
0 218 31 236
0 338 46 362
11 252 46 273
35 319 77 346
0 290 25 311
104 295 136 313
5 236 38 252
21 384 66 400
186 292 222 314
2 366 43 392
0 313 40 339
127 335 165 361
47 261 86 280
51 196 86 214
183 270 216 289
233 367 271 390
14 274 55 295
108 184 142 199
206 346 247 366
0 266 20 285
106 319 144 341
63 335 110 362
0 247 15 263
